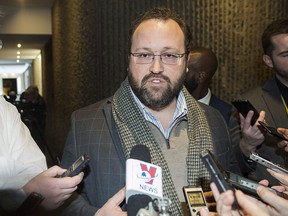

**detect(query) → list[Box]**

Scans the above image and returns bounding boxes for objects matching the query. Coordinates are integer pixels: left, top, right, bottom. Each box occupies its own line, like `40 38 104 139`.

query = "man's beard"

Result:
184 75 198 94
272 61 288 81
128 71 186 111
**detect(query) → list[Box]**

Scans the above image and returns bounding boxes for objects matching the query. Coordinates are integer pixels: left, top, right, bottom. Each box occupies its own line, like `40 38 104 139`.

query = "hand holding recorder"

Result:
58 154 90 177
254 169 288 216
22 165 84 210
201 150 240 210
199 183 270 216
258 122 288 142
200 150 288 216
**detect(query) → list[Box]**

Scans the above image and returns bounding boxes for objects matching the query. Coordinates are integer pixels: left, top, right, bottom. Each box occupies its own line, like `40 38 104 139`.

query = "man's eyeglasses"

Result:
130 52 187 65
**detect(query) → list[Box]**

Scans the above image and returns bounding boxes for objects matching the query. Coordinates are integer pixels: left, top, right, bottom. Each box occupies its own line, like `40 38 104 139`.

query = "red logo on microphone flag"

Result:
140 163 157 184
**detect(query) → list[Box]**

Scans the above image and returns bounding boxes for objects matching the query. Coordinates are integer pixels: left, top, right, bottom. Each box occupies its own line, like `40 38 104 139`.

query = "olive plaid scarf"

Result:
112 78 213 215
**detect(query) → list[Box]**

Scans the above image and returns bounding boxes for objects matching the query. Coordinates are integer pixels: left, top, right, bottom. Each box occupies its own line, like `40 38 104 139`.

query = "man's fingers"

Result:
55 172 84 189
235 190 268 216
107 187 126 207
256 185 286 214
42 165 66 177
210 183 220 200
258 179 269 186
267 169 288 186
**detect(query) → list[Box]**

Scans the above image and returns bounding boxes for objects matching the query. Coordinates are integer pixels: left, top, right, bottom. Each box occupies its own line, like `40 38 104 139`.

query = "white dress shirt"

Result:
0 96 47 190
198 88 212 105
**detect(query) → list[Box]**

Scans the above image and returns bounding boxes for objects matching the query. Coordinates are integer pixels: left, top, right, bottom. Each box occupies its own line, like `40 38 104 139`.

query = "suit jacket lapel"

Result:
103 98 126 169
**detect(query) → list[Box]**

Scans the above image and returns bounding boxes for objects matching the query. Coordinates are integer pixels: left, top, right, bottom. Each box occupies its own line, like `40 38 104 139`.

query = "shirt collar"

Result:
198 88 211 105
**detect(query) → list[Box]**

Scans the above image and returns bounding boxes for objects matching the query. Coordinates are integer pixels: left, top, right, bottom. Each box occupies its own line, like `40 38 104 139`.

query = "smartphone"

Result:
231 100 259 125
201 150 239 210
249 152 288 174
225 171 288 200
59 154 90 177
258 121 288 142
183 186 208 216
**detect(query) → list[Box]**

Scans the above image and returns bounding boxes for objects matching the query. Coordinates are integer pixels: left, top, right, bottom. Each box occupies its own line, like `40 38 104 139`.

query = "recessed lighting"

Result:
16 60 19 63
17 51 20 55
17 43 21 48
17 55 20 58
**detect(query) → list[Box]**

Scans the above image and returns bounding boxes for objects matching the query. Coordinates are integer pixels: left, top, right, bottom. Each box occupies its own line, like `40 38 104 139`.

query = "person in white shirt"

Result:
0 96 83 213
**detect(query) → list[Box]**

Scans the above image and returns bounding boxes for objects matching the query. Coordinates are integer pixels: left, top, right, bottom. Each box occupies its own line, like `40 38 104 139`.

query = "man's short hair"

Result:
128 7 192 55
262 19 288 56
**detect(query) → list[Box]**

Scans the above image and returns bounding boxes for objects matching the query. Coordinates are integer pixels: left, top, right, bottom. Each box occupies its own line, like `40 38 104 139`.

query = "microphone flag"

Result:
126 158 163 202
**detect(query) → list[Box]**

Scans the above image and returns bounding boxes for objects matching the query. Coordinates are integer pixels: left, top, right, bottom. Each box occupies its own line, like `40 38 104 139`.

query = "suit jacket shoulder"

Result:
209 94 233 124
240 76 288 128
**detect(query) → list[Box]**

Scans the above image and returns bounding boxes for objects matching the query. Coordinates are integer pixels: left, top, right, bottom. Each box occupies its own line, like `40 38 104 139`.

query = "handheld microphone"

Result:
126 145 163 216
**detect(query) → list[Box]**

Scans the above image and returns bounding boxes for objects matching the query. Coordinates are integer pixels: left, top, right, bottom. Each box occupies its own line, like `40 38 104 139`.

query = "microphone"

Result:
126 145 163 216
127 194 153 216
130 144 151 162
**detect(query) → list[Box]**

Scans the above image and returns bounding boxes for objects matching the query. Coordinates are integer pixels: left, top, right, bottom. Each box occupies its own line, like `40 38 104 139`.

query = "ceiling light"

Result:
17 51 20 55
16 60 19 63
0 40 2 49
17 55 20 58
17 43 21 48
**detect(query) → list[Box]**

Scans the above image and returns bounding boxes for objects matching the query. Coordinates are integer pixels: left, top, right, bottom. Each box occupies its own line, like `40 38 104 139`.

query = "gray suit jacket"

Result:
240 76 288 184
58 97 240 216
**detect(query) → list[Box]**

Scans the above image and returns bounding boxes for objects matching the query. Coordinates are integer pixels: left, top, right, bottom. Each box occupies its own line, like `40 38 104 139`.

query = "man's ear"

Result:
198 71 206 83
263 54 273 68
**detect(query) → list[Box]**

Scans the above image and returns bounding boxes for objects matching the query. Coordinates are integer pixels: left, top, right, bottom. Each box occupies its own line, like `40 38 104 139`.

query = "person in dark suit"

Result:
184 47 234 125
235 19 288 185
58 8 241 216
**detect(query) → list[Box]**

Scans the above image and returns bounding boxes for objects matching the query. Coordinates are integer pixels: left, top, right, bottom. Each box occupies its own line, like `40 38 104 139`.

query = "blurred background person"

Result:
185 47 234 125
20 85 47 135
18 85 55 164
4 89 17 106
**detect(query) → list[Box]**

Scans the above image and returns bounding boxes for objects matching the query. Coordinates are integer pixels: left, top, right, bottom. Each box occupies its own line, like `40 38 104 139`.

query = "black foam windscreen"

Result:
127 194 153 216
130 145 151 163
